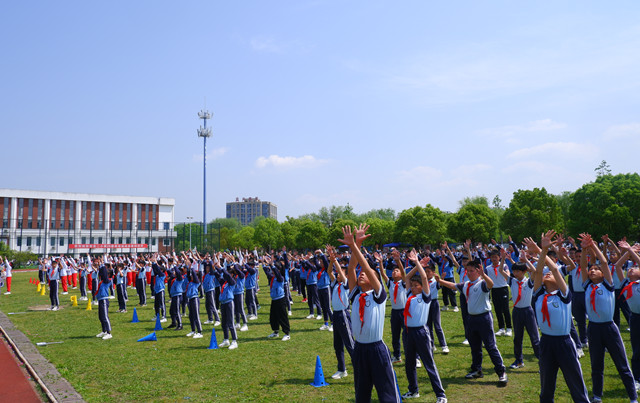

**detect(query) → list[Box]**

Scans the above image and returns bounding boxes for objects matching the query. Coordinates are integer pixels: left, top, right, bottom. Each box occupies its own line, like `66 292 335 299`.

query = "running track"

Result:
0 336 42 402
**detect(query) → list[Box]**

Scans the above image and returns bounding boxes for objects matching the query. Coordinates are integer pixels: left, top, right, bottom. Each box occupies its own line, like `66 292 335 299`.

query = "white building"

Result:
0 189 176 256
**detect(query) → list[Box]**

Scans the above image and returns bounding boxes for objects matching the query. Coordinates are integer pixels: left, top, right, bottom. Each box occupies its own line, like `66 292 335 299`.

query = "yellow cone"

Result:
36 283 42 292
40 285 46 296
71 296 78 307
86 300 92 311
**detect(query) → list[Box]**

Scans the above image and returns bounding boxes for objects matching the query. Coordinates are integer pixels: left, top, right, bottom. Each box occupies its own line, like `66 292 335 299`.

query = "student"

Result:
604 235 632 329
3 257 11 295
202 260 221 326
425 263 449 354
435 244 457 312
439 257 507 385
95 262 113 340
379 249 407 363
328 246 355 379
78 261 88 301
135 257 147 306
263 254 291 341
498 250 539 369
340 224 401 403
314 250 333 331
168 266 185 330
617 240 640 389
214 254 238 350
298 258 308 302
401 250 447 402
579 233 637 403
486 249 512 337
115 262 127 313
232 259 249 332
152 256 168 322
303 253 322 320
186 267 203 338
524 231 590 402
47 259 61 310
243 260 259 320
567 243 589 348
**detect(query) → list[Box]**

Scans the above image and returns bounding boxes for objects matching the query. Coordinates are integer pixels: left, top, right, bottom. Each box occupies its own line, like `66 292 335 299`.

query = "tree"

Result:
500 188 563 242
568 173 640 240
358 208 396 222
252 217 283 250
281 218 300 250
295 220 328 250
595 160 612 177
459 195 489 208
231 226 256 250
394 205 447 247
327 218 357 247
364 218 395 248
554 191 573 234
447 203 499 243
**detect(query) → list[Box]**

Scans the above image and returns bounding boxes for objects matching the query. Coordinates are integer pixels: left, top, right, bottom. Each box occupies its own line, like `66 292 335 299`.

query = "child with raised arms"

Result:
378 248 408 363
327 245 355 379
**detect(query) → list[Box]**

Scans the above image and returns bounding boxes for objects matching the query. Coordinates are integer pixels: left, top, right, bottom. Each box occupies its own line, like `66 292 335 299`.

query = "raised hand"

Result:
407 249 418 263
523 237 541 254
338 226 356 247
578 233 594 249
540 230 557 249
391 249 401 260
373 251 383 263
618 240 631 250
354 223 371 246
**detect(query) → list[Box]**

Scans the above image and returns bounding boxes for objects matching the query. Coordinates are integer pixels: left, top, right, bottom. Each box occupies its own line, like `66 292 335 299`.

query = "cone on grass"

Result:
310 355 329 387
71 296 78 307
29 278 33 284
154 314 163 331
40 285 46 296
207 327 218 350
86 300 92 311
36 283 42 292
137 332 157 342
131 308 140 323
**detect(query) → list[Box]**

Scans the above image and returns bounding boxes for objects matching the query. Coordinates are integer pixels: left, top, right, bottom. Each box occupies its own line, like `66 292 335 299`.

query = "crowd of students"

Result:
5 225 640 403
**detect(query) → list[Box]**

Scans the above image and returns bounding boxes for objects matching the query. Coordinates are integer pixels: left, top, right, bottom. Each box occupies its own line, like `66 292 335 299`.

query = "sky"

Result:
2 1 640 223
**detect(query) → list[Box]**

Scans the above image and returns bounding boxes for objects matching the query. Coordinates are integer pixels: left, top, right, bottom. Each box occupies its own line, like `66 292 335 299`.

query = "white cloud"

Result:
604 123 640 140
479 119 567 142
507 142 597 159
255 154 327 169
193 147 228 161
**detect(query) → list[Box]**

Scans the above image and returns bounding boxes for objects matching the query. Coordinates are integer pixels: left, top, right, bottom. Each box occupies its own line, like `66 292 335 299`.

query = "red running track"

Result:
0 336 42 402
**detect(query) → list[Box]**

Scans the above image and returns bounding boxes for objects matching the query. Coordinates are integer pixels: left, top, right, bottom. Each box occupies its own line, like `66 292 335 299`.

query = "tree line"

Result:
175 172 640 253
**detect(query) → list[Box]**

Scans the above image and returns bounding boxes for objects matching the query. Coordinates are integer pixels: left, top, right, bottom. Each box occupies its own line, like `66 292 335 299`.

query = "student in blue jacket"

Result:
202 261 221 326
168 266 185 330
214 254 238 350
263 254 291 341
152 256 168 323
96 263 113 340
186 267 203 338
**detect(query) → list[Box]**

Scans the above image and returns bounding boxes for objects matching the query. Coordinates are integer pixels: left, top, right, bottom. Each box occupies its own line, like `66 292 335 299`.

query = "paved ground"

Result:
0 333 42 402
0 311 85 402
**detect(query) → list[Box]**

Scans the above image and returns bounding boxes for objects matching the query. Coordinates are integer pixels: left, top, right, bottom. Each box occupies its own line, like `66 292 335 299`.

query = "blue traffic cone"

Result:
310 355 329 387
154 314 163 331
131 308 140 323
137 332 157 342
207 327 218 350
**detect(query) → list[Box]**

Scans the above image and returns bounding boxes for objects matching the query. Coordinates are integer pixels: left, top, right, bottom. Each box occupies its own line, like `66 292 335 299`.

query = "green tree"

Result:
555 191 573 234
281 218 300 250
252 217 283 250
459 195 489 208
295 220 328 250
448 203 498 243
327 218 358 247
364 217 395 248
595 160 612 177
231 226 256 250
500 188 563 242
394 205 447 247
568 173 640 240
358 208 396 222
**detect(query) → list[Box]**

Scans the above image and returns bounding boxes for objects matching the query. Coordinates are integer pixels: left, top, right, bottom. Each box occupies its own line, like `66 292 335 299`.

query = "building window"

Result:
118 237 123 244
17 237 22 247
50 237 55 247
60 237 64 246
69 201 75 229
90 237 94 244
68 237 73 245
126 237 131 244
137 237 142 244
163 222 170 230
26 237 32 247
152 238 156 246
97 237 102 244
163 238 171 246
51 200 57 229
36 237 41 247
81 236 87 244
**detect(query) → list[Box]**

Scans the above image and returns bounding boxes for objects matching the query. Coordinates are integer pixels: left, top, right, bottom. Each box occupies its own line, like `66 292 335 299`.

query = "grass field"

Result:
0 270 635 402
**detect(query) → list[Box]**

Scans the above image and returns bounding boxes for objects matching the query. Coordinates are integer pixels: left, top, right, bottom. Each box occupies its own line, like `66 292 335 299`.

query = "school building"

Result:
0 189 177 256
226 197 277 226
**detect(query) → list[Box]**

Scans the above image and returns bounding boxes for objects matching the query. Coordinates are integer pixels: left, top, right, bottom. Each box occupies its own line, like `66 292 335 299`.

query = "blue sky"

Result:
2 1 640 223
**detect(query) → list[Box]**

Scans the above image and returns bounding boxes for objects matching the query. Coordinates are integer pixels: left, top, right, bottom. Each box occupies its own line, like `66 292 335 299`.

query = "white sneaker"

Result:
416 359 422 368
495 329 505 336
93 301 98 305
248 315 258 320
109 295 115 299
433 346 437 352
4 292 11 295
316 315 322 320
186 331 195 337
160 318 167 323
193 333 203 339
213 321 221 326
235 323 241 329
577 348 585 358
306 314 315 319
441 306 448 312
288 311 292 316
505 328 513 337
442 346 450 354
462 339 469 345
219 339 230 348
281 334 290 341
331 370 347 379
240 325 248 332
267 332 279 338
453 306 459 312
319 324 330 331
102 333 112 340
62 292 68 295
228 341 238 350
328 325 333 332
96 332 106 338
52 306 59 311
203 320 213 324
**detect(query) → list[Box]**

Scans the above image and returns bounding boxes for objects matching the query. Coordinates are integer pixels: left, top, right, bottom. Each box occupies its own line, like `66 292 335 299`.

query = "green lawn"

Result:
0 271 635 402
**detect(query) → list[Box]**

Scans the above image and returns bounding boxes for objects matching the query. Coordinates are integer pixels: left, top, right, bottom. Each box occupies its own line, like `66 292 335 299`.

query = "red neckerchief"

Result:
590 284 599 314
270 276 274 289
466 280 478 299
393 281 399 304
621 281 638 300
358 292 367 333
541 293 552 327
221 283 226 295
493 264 498 277
404 294 417 327
514 280 524 306
317 268 324 281
337 283 343 305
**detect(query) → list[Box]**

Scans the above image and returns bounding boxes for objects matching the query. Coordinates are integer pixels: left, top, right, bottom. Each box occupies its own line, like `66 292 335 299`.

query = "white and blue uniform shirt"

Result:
331 279 350 311
387 279 407 310
534 287 572 336
456 280 491 315
621 279 640 314
427 278 439 301
584 279 615 323
485 263 508 288
349 286 387 344
404 290 431 328
509 277 534 308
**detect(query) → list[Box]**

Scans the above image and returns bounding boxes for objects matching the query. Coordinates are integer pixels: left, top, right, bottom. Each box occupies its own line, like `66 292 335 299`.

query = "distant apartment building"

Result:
226 197 277 226
0 189 177 256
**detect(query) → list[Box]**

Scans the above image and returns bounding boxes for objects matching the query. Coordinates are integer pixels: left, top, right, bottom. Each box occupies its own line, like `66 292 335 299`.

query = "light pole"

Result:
197 109 212 243
186 216 193 250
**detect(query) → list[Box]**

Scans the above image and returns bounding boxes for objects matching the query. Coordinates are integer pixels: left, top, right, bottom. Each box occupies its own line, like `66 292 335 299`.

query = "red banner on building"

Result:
69 244 148 249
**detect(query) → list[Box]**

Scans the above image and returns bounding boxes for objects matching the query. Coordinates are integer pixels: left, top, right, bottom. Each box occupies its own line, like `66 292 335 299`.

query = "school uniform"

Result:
243 264 258 317
435 254 457 308
233 268 248 326
299 264 308 300
79 265 88 299
426 278 447 350
115 270 127 311
534 287 589 402
96 266 112 335
303 260 322 316
314 254 333 323
456 279 506 376
350 286 400 403
612 262 632 328
203 266 220 323
152 263 167 320
508 276 539 364
47 264 60 309
3 260 12 293
331 278 354 373
584 278 637 401
387 279 408 360
485 263 511 332
264 264 290 336
621 278 640 383
403 288 446 400
169 269 184 328
457 265 470 339
569 264 588 345
215 267 238 342
186 269 203 334
136 263 147 306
